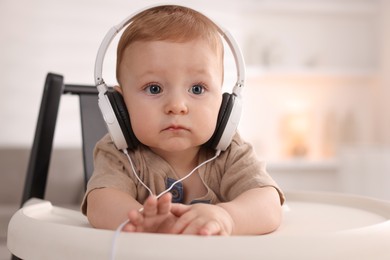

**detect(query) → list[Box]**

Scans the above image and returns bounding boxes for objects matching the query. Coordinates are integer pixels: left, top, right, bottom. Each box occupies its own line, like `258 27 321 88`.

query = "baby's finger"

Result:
143 195 158 217
198 220 223 236
122 223 137 232
169 210 196 234
170 203 190 217
157 193 172 214
123 210 144 232
127 209 144 226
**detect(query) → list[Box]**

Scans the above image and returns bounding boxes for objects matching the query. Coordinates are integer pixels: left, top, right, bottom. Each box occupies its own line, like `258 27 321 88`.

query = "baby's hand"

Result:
170 203 234 236
123 193 178 233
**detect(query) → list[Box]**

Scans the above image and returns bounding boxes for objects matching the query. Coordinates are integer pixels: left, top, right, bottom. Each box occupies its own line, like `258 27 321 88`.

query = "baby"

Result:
82 5 284 236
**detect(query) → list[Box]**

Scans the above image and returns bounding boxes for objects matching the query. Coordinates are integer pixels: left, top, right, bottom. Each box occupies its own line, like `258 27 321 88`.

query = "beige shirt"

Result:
81 133 284 215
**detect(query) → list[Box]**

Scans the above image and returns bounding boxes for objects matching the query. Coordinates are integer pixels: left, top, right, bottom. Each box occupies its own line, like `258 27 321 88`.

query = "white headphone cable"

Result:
110 148 221 260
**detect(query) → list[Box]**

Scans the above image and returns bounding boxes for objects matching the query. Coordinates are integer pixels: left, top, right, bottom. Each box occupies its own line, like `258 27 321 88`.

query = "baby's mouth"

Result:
163 125 188 132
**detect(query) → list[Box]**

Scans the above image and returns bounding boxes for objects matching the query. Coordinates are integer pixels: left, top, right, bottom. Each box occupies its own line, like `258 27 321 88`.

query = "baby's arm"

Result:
86 187 142 230
217 186 282 235
170 186 282 235
87 188 177 233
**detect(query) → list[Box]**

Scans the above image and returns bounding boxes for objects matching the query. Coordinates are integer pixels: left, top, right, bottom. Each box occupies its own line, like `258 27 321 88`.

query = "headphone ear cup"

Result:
206 93 234 150
106 90 139 150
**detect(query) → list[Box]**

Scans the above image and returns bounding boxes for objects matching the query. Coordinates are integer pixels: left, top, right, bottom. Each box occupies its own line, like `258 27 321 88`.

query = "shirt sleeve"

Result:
218 134 285 205
80 134 137 215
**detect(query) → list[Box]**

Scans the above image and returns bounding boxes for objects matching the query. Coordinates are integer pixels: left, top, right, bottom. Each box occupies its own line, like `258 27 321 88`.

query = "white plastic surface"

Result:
7 192 390 260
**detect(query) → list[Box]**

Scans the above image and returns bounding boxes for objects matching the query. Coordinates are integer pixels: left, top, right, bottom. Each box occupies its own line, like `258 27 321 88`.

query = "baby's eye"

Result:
145 84 162 95
190 84 205 95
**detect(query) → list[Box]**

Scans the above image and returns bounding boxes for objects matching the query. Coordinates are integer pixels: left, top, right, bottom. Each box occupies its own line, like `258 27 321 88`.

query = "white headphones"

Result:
94 4 246 152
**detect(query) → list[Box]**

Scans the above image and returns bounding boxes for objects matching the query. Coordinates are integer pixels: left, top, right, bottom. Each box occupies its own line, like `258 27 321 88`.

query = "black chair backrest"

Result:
21 73 107 206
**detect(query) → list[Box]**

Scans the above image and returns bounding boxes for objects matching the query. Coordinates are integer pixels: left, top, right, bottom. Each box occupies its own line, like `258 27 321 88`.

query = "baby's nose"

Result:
164 95 188 115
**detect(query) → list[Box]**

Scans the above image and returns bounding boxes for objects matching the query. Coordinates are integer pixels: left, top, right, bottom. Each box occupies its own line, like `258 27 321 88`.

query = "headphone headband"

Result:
94 4 245 96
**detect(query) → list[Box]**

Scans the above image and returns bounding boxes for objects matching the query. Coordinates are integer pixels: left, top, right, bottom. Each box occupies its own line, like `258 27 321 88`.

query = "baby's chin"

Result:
148 140 205 155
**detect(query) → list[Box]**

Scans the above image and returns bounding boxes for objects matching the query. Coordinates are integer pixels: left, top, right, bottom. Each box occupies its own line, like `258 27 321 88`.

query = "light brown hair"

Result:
116 5 224 83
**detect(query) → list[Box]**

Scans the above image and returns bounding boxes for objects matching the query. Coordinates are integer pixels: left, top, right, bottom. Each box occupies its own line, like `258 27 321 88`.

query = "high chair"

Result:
7 73 390 260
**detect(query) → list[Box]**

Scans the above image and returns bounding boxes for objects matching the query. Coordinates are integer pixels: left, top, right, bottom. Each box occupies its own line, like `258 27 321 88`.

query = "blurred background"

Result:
1 0 390 257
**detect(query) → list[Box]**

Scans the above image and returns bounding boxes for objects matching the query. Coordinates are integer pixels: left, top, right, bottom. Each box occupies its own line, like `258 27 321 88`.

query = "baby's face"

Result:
118 39 223 156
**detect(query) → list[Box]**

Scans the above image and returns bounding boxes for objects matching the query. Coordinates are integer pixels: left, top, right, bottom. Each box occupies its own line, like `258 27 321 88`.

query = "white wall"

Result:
0 0 384 150
378 0 390 145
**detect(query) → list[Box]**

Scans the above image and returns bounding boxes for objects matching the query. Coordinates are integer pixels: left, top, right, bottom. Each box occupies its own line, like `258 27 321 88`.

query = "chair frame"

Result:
13 72 100 260
20 73 99 206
